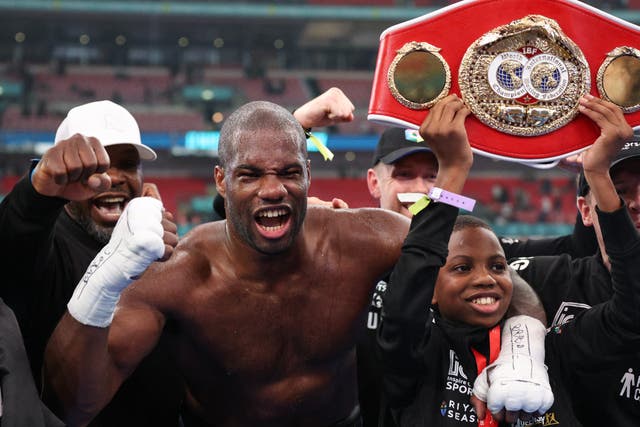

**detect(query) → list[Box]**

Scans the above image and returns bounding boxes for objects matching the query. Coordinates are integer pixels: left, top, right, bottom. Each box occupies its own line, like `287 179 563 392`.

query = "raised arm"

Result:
549 201 640 366
378 94 472 406
292 87 355 130
542 97 639 425
0 135 111 297
43 197 176 426
578 94 633 213
417 94 473 193
476 95 634 421
563 93 638 347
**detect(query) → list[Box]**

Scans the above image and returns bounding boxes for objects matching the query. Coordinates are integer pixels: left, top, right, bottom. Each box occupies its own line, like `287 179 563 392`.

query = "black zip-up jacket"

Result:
0 175 184 427
511 203 640 427
359 209 596 427
377 202 581 426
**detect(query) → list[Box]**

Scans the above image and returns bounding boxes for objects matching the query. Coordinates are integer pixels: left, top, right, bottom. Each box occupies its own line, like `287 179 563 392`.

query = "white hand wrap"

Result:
472 315 554 415
67 197 165 327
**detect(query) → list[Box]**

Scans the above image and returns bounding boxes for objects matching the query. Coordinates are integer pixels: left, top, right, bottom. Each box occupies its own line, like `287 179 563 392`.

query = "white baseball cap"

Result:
54 100 157 161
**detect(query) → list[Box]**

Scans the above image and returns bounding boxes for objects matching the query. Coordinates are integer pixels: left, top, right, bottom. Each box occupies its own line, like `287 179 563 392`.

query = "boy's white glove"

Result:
67 197 165 327
473 315 554 415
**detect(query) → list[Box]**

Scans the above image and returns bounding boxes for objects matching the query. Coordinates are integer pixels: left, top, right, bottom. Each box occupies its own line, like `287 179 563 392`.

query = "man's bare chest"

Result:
174 272 372 376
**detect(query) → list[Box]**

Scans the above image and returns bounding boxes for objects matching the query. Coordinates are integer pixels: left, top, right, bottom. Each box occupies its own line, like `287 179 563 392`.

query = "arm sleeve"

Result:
501 211 597 259
0 175 67 296
549 202 640 366
377 202 458 408
596 202 640 337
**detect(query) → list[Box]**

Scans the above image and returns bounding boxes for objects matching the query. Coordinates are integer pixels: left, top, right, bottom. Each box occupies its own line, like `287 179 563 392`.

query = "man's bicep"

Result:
506 267 546 325
348 207 410 273
109 288 166 376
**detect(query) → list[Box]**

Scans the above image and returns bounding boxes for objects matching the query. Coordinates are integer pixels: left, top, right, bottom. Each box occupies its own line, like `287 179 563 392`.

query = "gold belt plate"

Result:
459 15 590 136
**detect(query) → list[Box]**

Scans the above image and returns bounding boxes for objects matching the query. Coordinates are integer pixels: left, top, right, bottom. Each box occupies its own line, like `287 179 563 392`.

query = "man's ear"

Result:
367 168 381 199
214 166 226 198
577 195 594 227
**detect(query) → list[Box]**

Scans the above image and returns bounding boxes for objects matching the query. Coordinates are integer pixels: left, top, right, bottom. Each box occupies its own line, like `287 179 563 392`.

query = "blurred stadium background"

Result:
1 0 638 236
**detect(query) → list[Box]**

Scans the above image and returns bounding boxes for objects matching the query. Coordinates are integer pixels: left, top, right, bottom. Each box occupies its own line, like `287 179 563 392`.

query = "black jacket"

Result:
0 175 184 427
359 209 596 427
511 203 640 427
377 202 581 426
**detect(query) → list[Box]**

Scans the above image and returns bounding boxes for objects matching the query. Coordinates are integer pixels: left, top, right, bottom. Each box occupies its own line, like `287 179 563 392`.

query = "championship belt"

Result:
368 0 640 165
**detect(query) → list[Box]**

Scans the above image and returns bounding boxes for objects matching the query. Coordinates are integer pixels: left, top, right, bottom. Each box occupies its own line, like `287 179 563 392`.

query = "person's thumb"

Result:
472 368 489 420
142 182 163 202
331 198 349 209
471 395 487 421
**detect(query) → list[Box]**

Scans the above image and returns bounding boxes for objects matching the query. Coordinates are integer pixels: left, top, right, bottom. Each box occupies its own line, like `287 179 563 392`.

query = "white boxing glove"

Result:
472 315 554 415
67 197 165 327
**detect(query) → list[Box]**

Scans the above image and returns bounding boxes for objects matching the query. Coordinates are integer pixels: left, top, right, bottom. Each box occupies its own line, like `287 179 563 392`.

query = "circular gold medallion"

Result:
388 41 451 110
459 15 590 136
597 46 640 113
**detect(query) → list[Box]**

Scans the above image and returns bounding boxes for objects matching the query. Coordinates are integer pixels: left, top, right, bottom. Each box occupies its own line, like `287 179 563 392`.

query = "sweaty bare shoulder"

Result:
350 207 409 252
307 206 409 271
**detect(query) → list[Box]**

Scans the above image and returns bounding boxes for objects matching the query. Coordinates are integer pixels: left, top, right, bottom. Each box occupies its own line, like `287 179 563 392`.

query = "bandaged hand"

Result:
67 197 166 327
473 315 554 418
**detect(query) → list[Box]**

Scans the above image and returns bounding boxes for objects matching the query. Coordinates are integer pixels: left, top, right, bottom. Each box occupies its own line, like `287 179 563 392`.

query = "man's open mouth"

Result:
92 195 128 221
255 208 290 232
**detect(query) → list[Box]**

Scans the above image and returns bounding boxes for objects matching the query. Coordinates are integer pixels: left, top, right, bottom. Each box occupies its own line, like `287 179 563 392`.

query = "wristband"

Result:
303 126 312 137
428 187 476 211
291 107 334 162
307 131 334 161
398 192 432 216
408 196 431 216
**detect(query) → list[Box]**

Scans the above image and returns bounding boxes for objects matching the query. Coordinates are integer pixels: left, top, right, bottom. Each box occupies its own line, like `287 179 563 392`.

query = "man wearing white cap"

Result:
0 100 185 427
49 100 158 243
